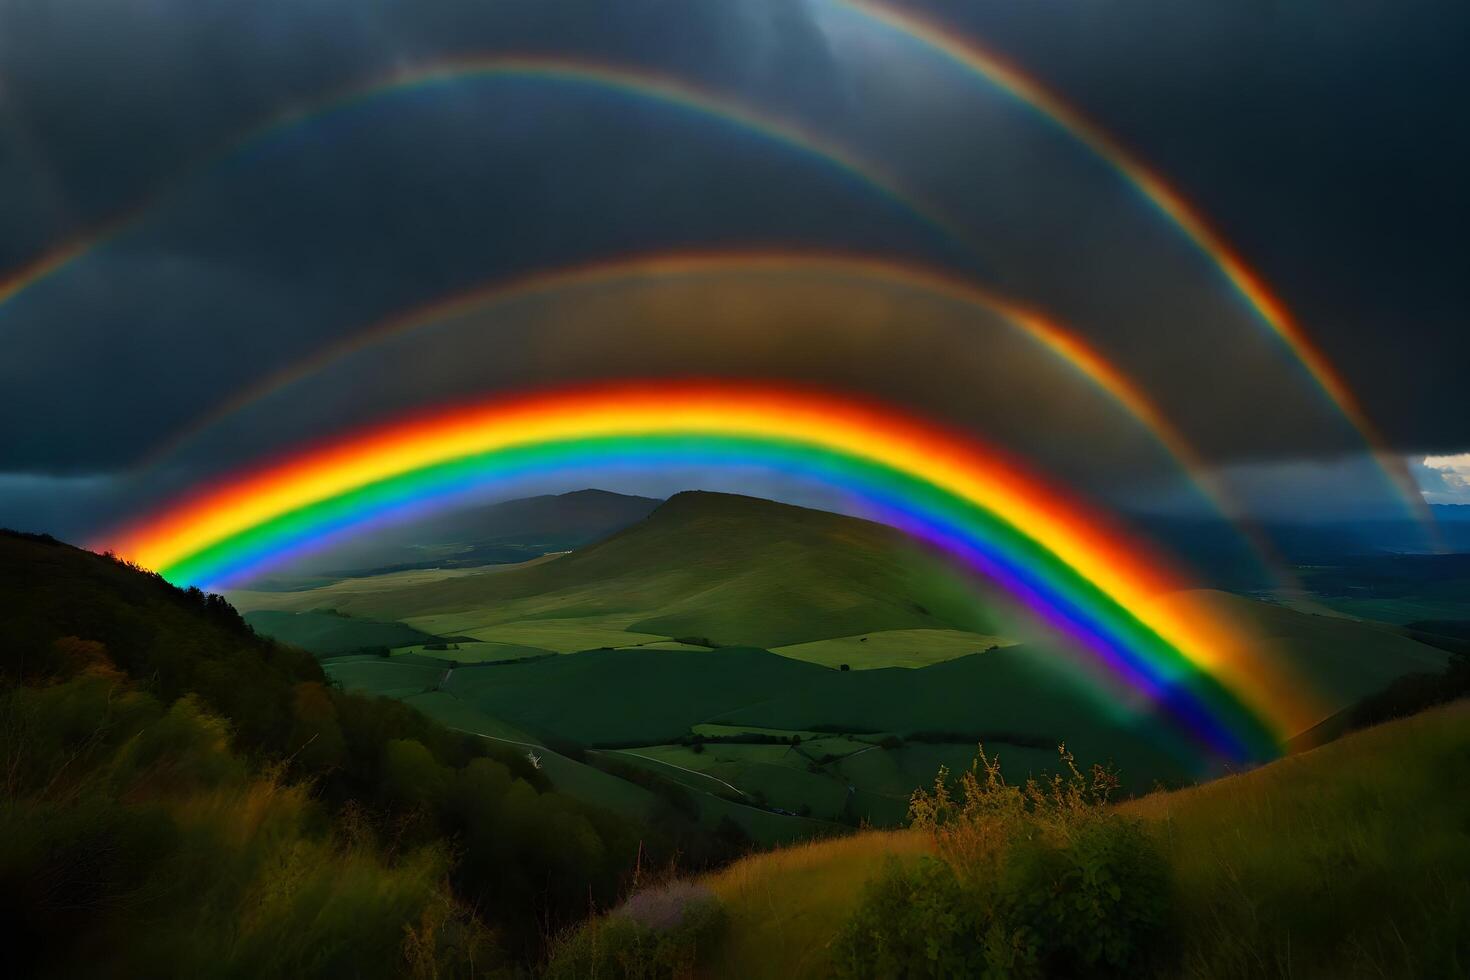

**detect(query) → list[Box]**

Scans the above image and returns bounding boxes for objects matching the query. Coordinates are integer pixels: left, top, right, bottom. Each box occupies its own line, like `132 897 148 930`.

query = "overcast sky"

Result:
1 0 1466 543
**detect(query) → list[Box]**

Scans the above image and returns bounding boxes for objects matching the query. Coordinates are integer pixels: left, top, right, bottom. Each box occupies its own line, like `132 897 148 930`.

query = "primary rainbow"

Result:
101 382 1303 765
140 248 1292 587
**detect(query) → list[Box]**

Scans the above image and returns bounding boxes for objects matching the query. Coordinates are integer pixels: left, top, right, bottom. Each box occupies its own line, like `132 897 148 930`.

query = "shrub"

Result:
834 745 1170 979
545 885 726 979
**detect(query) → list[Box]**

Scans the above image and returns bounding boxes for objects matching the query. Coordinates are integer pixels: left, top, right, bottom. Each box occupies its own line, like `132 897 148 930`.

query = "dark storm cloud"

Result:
0 0 855 264
1 0 1466 540
885 0 1470 454
0 0 961 476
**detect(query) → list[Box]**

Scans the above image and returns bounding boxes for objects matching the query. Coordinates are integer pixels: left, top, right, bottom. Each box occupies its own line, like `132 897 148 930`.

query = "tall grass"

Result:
831 745 1169 978
683 702 1470 979
1129 700 1470 977
702 830 934 979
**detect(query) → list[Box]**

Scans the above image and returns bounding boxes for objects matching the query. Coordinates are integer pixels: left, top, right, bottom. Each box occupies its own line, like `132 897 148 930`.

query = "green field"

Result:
453 617 676 652
261 494 1460 841
416 643 1201 801
322 658 446 698
321 594 1454 832
323 657 841 845
1289 554 1470 625
320 598 1446 833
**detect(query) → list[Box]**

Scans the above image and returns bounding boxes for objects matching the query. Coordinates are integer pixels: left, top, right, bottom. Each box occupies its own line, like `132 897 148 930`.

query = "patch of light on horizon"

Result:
1420 453 1470 504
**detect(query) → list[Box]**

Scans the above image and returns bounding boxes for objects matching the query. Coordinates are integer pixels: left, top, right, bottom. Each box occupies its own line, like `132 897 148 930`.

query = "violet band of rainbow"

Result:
102 384 1294 765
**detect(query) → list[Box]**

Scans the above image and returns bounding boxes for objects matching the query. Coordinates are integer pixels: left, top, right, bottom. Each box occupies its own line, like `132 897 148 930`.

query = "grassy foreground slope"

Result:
697 701 1470 979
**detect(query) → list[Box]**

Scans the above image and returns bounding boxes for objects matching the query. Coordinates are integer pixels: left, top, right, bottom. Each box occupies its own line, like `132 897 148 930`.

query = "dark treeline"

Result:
0 531 742 975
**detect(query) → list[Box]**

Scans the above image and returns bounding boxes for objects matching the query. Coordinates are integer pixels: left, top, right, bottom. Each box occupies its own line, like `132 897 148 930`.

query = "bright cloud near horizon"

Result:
1420 454 1470 505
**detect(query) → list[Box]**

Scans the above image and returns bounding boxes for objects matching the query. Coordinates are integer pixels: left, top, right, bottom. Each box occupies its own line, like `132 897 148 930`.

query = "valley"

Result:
231 490 1460 843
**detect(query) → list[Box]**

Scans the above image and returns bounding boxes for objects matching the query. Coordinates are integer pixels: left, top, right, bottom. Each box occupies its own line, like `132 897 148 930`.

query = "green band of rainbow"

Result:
105 386 1295 765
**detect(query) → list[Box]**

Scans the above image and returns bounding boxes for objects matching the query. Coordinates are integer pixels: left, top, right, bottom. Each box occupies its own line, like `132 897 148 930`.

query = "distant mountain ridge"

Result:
251 488 662 581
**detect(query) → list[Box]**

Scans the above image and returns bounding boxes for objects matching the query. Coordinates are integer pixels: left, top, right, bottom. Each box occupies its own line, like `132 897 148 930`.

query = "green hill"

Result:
231 490 1011 654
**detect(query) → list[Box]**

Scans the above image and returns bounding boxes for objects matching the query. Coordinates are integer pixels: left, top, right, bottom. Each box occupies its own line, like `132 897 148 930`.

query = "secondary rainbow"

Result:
828 0 1432 533
101 382 1306 765
0 56 962 315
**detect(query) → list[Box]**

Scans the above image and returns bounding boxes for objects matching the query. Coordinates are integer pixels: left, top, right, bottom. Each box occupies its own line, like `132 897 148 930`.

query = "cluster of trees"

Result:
0 531 740 973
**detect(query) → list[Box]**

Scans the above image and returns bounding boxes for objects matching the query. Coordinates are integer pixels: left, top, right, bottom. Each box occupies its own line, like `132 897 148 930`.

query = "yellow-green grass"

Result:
700 830 934 980
772 628 1015 669
1124 699 1470 977
689 701 1470 979
450 618 676 652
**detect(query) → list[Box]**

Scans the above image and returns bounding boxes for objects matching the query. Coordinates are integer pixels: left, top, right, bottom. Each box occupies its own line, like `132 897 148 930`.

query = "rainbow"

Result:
141 249 1292 586
0 55 965 314
101 382 1304 765
2 41 1424 536
829 0 1433 534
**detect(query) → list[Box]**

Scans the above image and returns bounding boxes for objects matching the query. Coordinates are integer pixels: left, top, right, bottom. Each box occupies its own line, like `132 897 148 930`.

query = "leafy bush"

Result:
833 745 1170 979
545 884 726 980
